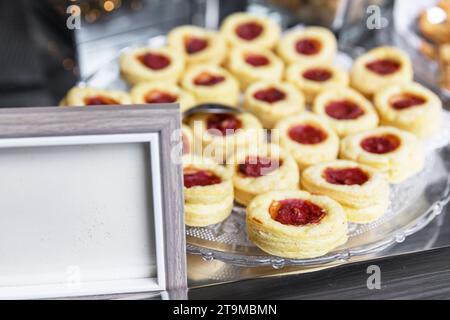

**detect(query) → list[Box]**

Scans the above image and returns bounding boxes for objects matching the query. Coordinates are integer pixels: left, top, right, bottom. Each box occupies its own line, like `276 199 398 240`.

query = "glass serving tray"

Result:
81 35 450 268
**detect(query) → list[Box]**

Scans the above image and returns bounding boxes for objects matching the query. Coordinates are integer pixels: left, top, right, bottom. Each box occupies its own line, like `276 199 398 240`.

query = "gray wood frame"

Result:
0 104 187 294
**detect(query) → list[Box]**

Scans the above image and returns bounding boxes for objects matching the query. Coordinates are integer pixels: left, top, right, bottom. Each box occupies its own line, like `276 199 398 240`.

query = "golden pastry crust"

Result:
243 81 305 129
182 124 194 155
272 112 339 169
61 87 131 106
181 64 240 106
226 47 284 91
276 26 337 65
301 160 390 223
374 82 443 138
227 144 300 206
119 46 184 85
220 12 281 49
130 82 196 112
313 87 379 137
246 190 348 259
167 25 227 66
286 63 349 104
350 46 413 96
340 126 424 183
183 154 234 226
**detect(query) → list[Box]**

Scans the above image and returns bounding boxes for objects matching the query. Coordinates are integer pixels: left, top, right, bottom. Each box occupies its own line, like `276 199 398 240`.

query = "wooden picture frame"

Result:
0 105 186 299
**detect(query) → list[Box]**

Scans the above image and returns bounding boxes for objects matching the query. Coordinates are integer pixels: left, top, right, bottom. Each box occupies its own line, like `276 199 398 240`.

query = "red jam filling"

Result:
324 167 369 186
269 199 326 226
206 114 242 136
194 72 225 86
184 168 221 188
295 38 322 55
145 90 178 103
84 95 119 105
365 59 400 75
235 22 263 40
361 134 401 154
288 124 327 145
253 87 286 103
325 100 365 120
389 93 426 110
138 53 171 70
245 54 270 67
238 156 280 178
302 68 332 82
185 37 208 54
182 133 190 155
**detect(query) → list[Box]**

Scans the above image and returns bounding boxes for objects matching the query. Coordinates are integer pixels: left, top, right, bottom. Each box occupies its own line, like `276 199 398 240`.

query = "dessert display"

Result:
130 82 196 112
350 46 413 96
182 124 194 155
119 46 184 85
167 25 227 66
243 80 305 129
313 87 379 137
181 64 240 105
276 26 337 65
301 160 390 224
374 82 443 138
272 112 339 169
226 47 284 91
228 144 299 206
286 63 349 103
61 87 131 106
183 154 234 227
220 12 281 49
246 189 348 259
340 126 424 183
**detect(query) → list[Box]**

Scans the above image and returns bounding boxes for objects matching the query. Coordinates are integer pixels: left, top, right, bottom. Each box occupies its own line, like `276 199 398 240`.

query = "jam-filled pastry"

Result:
350 46 413 96
61 87 131 106
286 63 349 104
227 144 299 206
301 160 390 223
182 125 194 155
183 154 234 226
130 82 196 112
181 64 240 106
243 81 305 129
167 25 227 66
340 126 424 183
227 47 284 91
220 12 281 49
313 87 379 137
246 189 348 259
276 26 337 65
374 82 443 138
272 112 339 169
188 112 264 164
119 46 184 85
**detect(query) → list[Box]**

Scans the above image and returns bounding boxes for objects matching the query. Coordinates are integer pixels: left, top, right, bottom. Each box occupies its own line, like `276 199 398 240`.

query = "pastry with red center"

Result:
227 144 299 206
272 112 339 169
276 27 337 65
350 46 413 96
301 160 390 223
243 81 305 129
188 112 263 164
61 87 131 106
313 87 379 137
246 190 348 259
167 25 227 66
374 82 443 138
340 126 424 183
220 12 281 49
226 47 284 91
130 82 196 112
181 64 240 106
286 63 349 104
182 154 233 226
119 46 184 85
